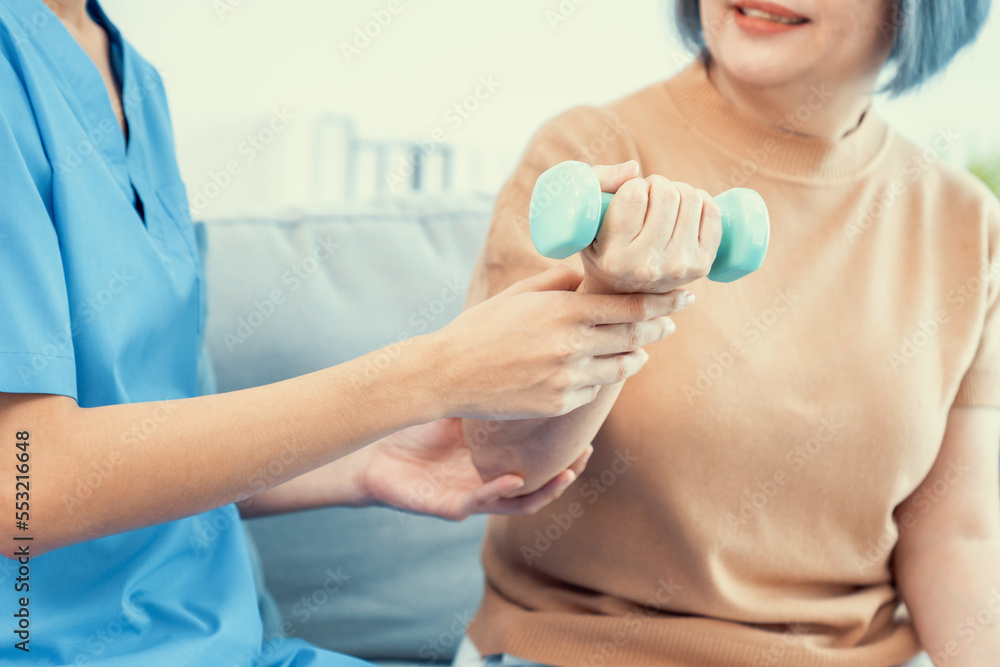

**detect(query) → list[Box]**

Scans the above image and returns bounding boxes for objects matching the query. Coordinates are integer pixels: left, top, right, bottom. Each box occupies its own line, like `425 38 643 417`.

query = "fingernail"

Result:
683 292 696 306
617 160 636 173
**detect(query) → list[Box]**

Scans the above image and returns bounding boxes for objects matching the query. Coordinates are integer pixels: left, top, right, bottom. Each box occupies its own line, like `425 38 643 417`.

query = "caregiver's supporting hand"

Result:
241 419 595 521
0 254 681 558
434 264 684 419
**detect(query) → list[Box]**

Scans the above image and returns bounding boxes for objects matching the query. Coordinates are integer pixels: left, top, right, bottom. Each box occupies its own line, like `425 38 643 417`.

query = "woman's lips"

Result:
733 1 810 34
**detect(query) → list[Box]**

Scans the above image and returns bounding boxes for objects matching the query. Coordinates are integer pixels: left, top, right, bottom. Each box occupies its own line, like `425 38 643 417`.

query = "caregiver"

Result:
0 0 689 665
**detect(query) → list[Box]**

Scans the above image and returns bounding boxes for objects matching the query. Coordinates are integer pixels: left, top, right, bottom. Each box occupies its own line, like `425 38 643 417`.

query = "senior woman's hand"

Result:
428 264 692 420
580 167 724 295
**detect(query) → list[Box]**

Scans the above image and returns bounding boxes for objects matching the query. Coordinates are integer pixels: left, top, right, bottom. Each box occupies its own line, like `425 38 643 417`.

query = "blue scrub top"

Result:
0 1 369 665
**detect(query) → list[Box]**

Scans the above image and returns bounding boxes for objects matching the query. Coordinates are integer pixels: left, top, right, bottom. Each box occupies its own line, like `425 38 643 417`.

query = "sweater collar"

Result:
662 58 890 182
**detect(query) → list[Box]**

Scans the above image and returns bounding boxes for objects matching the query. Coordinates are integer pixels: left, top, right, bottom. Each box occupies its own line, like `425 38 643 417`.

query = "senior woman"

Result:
457 1 1000 666
0 0 694 665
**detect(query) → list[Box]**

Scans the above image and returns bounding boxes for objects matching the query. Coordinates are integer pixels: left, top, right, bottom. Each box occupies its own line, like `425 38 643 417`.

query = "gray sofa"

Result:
196 195 494 665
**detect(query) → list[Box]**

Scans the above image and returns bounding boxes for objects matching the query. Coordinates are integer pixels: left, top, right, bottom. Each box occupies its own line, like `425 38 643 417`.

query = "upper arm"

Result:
895 406 1000 553
895 197 1000 548
0 58 78 399
465 105 640 307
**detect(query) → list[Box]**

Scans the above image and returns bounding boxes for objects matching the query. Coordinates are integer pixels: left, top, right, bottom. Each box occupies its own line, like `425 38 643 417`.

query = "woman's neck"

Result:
44 0 89 30
705 58 875 141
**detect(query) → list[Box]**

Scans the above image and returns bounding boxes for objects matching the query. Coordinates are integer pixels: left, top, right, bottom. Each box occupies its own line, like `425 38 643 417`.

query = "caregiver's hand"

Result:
428 265 689 420
357 418 593 519
580 167 724 295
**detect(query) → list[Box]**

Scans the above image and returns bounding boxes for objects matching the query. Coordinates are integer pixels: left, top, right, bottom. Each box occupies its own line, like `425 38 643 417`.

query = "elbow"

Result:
1 535 54 561
894 497 1000 563
1 539 30 562
925 513 1000 547
1 395 84 559
1 474 84 560
3 484 88 560
0 493 56 560
894 526 1000 585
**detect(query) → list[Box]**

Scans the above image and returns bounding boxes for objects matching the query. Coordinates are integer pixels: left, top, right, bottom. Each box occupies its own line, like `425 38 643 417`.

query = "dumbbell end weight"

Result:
706 187 770 283
529 161 609 260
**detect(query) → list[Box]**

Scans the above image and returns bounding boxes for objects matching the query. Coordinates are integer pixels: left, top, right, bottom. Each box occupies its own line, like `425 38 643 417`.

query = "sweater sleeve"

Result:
954 198 1000 407
465 105 639 306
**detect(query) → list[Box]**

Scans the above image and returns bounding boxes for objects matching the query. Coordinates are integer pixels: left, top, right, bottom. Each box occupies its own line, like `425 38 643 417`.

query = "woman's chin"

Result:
709 47 813 92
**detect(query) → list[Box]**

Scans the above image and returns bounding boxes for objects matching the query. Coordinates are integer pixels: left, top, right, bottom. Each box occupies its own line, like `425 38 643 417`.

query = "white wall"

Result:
101 0 1000 218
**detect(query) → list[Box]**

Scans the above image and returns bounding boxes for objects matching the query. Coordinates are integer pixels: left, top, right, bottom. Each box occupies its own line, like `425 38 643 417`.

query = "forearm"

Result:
467 374 625 494
465 278 643 493
897 537 1000 665
3 338 441 557
237 447 371 518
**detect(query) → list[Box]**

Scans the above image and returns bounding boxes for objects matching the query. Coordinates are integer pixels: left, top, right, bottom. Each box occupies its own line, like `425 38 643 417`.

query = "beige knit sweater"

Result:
465 60 1000 667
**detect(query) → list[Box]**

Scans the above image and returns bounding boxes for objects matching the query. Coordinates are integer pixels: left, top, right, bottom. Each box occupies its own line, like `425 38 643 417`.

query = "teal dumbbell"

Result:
529 161 770 282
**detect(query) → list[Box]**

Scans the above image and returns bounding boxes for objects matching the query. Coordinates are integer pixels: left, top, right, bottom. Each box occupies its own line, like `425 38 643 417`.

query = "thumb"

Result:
592 160 640 194
506 265 583 295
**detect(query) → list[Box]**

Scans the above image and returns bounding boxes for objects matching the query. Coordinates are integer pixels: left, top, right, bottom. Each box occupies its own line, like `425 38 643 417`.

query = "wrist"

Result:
398 333 450 422
332 334 447 431
340 446 377 508
578 271 619 295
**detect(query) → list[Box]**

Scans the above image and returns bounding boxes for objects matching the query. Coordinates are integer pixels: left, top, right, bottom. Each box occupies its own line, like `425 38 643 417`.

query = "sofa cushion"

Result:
199 195 493 662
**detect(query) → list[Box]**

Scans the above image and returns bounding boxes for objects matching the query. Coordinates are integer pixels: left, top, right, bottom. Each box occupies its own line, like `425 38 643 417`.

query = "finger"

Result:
567 444 595 478
558 384 602 415
666 182 705 251
582 289 693 325
580 348 649 387
467 474 527 512
579 317 676 356
696 188 724 258
504 264 583 296
636 175 681 250
490 470 577 515
594 177 650 251
592 160 640 194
